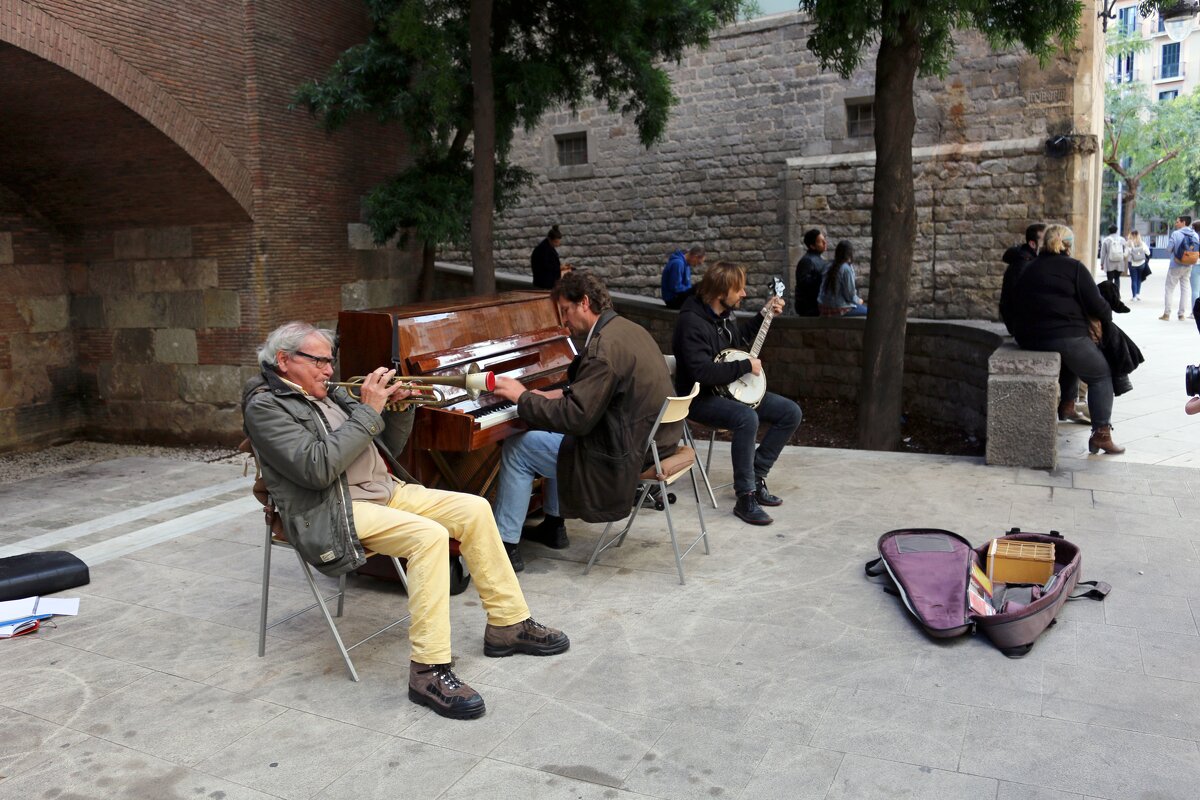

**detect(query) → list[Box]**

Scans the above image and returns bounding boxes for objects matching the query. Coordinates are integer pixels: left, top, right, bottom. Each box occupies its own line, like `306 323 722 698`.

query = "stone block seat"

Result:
986 343 1061 470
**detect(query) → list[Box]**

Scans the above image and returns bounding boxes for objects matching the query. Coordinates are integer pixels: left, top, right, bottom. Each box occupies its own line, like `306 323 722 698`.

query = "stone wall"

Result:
0 1 420 451
456 10 1102 318
0 188 76 447
434 264 1003 439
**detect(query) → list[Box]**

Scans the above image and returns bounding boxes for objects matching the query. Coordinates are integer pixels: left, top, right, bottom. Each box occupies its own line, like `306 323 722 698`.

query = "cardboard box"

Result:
987 539 1055 585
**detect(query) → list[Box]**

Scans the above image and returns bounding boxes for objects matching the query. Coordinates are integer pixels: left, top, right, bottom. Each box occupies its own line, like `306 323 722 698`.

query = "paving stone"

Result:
1043 662 1200 741
809 686 970 771
489 698 670 787
622 720 771 800
824 753 997 800
960 708 1200 800
1102 589 1199 635
739 743 843 800
438 758 654 799
196 709 391 800
313 738 479 800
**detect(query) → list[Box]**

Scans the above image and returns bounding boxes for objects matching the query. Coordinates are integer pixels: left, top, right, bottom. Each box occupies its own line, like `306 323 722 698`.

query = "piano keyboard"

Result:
472 401 518 430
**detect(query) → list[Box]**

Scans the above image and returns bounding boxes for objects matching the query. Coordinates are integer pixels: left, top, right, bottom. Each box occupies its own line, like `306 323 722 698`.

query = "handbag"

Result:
1142 263 1152 278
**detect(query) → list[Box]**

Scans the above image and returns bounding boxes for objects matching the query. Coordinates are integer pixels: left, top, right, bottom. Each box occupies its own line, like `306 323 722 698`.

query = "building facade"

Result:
474 10 1104 319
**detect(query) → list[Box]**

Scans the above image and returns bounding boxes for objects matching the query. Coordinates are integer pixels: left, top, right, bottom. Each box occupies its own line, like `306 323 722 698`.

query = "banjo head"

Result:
715 348 767 406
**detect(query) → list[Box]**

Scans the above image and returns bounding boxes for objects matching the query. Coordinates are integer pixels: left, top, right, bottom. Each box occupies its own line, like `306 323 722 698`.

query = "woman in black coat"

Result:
531 225 570 289
1003 224 1124 454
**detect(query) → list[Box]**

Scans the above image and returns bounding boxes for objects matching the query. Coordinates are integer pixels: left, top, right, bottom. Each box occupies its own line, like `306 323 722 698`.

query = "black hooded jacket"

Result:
671 294 765 396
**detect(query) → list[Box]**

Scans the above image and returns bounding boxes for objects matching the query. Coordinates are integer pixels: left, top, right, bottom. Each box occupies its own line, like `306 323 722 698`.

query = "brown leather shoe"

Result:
1088 425 1126 455
1057 401 1090 425
484 618 570 657
408 662 486 719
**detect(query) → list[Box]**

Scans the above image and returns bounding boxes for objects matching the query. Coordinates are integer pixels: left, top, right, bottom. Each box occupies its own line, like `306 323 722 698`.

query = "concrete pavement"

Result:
2 273 1200 799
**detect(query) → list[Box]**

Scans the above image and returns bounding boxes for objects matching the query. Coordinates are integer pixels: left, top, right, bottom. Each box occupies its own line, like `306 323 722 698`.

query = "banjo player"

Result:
671 261 802 526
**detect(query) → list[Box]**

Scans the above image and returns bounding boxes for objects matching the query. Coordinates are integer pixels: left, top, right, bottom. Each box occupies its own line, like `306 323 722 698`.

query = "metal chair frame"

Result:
583 383 710 584
249 443 411 683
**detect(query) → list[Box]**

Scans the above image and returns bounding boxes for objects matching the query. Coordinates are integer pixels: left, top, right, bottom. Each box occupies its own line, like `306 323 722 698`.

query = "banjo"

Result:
713 275 785 408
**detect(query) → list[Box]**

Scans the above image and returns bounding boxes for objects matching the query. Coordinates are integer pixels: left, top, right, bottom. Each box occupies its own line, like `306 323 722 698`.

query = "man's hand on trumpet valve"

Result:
358 367 413 413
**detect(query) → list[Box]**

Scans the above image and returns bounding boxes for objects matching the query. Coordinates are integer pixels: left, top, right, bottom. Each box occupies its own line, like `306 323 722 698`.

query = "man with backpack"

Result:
1098 225 1127 297
1163 215 1199 321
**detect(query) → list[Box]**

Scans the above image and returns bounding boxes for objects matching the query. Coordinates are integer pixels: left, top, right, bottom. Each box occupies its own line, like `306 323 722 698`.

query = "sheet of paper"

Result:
35 597 79 616
0 597 38 623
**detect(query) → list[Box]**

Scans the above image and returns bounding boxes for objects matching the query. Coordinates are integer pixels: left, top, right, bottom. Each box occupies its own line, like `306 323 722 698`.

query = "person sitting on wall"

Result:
531 225 572 290
662 245 705 309
490 270 680 571
999 222 1046 332
242 321 568 721
817 241 867 317
794 228 828 318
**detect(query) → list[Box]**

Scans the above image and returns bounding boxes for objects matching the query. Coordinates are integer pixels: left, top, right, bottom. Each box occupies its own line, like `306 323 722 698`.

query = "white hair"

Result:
256 321 335 369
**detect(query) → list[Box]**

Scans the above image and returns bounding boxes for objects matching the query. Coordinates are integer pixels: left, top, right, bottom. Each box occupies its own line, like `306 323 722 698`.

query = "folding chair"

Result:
246 443 411 683
663 354 725 509
583 382 709 584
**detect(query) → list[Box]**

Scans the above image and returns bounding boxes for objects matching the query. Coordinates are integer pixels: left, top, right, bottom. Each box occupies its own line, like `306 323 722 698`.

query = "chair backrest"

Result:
663 353 677 378
645 382 699 446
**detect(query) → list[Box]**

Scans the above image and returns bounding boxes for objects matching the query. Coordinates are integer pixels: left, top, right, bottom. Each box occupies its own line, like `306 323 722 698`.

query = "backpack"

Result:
1175 230 1200 266
1105 236 1126 268
865 527 1109 657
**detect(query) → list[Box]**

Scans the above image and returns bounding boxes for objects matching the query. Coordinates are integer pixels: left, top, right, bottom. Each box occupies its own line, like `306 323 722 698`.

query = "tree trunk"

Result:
1121 179 1139 238
469 0 496 294
856 15 922 451
419 241 437 301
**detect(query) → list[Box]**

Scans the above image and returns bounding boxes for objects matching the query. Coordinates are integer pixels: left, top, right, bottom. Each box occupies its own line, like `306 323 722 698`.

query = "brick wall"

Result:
456 11 1101 318
0 1 418 451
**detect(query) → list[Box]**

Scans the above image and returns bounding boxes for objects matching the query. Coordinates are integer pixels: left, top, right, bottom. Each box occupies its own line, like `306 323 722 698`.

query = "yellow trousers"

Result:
353 482 529 664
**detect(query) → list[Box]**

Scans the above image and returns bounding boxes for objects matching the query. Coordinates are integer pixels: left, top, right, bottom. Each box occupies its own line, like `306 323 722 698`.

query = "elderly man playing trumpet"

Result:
242 321 568 720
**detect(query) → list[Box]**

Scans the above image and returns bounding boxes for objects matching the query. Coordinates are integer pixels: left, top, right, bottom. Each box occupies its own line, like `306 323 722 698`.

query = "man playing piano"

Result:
492 271 680 571
243 321 569 720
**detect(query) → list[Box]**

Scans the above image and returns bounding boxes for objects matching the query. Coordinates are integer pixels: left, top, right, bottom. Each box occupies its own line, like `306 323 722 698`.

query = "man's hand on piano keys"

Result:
359 367 412 413
493 376 527 404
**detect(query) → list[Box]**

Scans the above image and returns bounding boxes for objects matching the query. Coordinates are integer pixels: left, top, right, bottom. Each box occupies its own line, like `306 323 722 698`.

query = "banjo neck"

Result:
746 303 778 358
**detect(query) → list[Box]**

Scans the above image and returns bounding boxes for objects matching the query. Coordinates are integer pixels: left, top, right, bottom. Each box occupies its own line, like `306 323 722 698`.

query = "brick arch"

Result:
0 0 253 218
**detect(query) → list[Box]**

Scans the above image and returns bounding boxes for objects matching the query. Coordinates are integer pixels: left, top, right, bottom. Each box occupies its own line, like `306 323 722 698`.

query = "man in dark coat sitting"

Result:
492 270 680 570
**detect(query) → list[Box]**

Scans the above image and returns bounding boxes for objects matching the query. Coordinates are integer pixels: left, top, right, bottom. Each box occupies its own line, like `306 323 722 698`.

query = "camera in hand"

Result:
1188 364 1200 397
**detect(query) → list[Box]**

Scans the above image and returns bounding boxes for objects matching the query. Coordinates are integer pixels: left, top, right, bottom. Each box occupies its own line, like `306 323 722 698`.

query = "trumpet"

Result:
326 363 497 410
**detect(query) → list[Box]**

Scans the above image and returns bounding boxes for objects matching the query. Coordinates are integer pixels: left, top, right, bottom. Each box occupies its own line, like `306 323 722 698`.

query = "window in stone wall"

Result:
846 100 874 138
555 132 589 166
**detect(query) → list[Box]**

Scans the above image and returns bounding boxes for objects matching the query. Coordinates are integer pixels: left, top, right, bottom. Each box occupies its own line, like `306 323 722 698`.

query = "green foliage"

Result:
293 0 745 256
796 0 1083 80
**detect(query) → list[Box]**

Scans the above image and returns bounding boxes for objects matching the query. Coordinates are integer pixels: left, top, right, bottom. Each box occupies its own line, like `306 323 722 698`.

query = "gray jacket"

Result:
242 368 418 576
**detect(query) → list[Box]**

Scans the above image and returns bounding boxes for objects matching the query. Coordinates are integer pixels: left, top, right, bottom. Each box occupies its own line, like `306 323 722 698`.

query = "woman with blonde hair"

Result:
1126 230 1151 301
1003 224 1124 454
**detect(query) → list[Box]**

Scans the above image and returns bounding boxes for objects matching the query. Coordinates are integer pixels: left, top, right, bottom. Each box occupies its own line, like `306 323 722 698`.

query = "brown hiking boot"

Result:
484 617 570 658
408 662 486 719
1057 400 1090 425
1088 425 1126 455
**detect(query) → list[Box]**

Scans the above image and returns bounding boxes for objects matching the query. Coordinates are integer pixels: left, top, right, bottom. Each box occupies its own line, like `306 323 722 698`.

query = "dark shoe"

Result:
733 492 773 525
484 618 570 657
754 476 783 507
504 541 525 573
1088 425 1126 455
408 662 486 719
522 515 569 549
1057 401 1090 425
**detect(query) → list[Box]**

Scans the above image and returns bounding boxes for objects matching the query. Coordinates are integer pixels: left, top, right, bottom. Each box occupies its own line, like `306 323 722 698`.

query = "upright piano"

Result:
337 291 576 498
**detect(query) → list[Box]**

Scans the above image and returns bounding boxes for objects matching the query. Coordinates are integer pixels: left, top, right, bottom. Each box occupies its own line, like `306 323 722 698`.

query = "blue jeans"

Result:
493 430 562 544
689 391 802 495
844 303 868 317
1129 264 1143 297
1025 336 1113 429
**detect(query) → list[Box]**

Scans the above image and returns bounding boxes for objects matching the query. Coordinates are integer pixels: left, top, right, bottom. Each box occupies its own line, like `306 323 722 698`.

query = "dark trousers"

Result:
689 391 802 495
664 287 695 310
1106 270 1122 297
1026 336 1113 429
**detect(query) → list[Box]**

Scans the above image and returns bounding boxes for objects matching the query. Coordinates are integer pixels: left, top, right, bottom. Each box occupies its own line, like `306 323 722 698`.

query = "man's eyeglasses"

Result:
292 350 337 367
